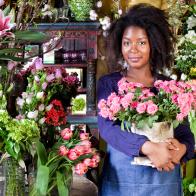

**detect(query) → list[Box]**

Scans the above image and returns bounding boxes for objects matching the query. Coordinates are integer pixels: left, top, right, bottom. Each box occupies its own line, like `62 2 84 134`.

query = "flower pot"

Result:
131 122 173 167
68 0 93 21
2 157 26 196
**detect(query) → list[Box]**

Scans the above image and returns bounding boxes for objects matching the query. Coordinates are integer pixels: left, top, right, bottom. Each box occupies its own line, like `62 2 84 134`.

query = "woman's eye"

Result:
138 41 146 45
123 41 130 46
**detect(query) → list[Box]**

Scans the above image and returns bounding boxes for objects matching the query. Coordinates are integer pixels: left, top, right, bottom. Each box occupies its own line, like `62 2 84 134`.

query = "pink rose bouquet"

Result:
98 78 196 131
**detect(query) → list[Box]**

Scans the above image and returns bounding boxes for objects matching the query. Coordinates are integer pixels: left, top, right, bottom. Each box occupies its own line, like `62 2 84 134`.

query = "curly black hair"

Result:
107 3 175 75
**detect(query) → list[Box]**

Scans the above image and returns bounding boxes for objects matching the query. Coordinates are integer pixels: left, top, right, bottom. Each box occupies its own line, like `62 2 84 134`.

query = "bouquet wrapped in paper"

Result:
98 78 196 166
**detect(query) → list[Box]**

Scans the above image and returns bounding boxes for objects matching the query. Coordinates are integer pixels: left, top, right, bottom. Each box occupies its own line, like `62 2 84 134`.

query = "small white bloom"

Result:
39 117 46 124
38 104 45 111
118 9 123 15
16 97 25 107
26 96 32 104
36 92 44 99
89 10 98 21
96 1 102 8
170 74 177 80
186 15 196 30
27 110 38 119
180 73 187 81
34 75 40 82
45 104 53 111
21 92 28 98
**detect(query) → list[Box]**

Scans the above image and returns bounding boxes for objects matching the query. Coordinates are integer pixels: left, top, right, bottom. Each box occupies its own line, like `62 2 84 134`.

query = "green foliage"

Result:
71 97 86 112
183 178 196 196
68 0 93 21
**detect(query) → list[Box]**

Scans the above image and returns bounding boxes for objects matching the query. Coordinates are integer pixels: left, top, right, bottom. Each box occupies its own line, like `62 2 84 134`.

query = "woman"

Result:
97 4 195 196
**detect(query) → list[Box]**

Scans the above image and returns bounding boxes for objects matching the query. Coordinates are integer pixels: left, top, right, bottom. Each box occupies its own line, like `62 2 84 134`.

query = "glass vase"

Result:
3 157 26 196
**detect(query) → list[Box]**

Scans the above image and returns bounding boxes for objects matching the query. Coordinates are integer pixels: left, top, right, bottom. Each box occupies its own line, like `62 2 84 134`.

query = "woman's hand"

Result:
166 138 187 164
141 141 174 171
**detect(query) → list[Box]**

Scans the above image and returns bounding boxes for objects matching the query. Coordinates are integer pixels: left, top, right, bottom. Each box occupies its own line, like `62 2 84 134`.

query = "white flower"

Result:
39 117 46 124
100 16 111 31
36 92 44 99
26 96 32 104
164 68 172 76
27 110 38 119
45 104 53 111
186 15 196 30
170 74 177 80
21 92 28 98
180 73 187 81
38 104 45 111
16 97 25 107
89 10 98 21
96 1 102 8
118 9 123 15
34 75 40 82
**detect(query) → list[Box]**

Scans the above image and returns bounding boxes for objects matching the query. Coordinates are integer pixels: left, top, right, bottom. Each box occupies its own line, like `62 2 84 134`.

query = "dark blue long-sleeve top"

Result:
97 71 195 162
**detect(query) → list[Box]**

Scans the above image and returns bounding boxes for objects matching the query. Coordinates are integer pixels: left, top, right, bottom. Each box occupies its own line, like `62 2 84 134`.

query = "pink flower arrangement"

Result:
98 78 196 129
57 126 100 175
33 125 100 195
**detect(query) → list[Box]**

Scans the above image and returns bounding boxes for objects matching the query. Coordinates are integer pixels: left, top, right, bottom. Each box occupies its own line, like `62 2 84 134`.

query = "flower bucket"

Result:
2 157 26 196
131 122 173 167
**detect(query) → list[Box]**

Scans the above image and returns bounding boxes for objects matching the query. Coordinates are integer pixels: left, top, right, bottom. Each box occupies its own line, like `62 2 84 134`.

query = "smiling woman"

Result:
97 3 195 196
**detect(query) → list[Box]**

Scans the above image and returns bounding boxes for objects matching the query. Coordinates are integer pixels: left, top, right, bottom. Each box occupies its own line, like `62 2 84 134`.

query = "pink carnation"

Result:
136 102 147 114
146 102 158 115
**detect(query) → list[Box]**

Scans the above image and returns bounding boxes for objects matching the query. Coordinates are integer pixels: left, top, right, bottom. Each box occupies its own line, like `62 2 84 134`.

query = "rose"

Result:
59 146 69 156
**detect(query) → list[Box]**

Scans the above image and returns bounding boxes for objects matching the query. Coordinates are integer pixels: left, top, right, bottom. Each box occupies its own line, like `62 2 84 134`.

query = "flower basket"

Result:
131 122 173 167
2 157 26 196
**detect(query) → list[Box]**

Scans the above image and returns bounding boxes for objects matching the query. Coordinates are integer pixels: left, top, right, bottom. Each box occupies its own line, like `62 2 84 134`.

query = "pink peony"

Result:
61 128 73 140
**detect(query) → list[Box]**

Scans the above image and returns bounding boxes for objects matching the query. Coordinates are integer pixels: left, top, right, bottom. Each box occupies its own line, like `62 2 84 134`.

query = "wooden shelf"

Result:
77 88 87 93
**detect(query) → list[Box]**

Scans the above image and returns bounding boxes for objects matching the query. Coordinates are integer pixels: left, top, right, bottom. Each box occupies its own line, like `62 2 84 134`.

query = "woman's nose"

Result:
129 43 138 53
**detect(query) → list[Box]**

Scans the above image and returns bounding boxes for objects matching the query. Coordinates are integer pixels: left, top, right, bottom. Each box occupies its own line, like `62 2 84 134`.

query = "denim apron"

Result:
99 145 183 196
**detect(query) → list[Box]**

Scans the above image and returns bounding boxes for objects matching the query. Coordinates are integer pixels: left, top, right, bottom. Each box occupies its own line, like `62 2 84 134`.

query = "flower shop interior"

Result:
0 0 195 195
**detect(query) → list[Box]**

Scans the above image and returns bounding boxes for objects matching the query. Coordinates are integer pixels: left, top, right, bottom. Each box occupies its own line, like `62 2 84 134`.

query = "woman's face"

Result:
121 26 151 70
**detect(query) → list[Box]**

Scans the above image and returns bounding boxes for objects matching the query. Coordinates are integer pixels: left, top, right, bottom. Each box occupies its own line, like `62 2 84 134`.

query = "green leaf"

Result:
35 141 48 165
57 171 69 196
0 48 24 54
3 5 11 16
36 165 49 196
0 54 27 62
15 31 48 42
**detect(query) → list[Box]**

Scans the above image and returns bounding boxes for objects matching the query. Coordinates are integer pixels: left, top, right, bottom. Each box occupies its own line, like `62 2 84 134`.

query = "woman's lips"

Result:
128 57 141 62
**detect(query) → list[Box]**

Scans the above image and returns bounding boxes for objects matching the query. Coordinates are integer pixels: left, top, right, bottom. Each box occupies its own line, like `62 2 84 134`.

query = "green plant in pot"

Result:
68 0 94 21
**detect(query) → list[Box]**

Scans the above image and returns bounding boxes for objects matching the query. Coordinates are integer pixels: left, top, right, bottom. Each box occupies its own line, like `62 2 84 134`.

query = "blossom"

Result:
0 0 4 7
89 10 98 21
96 1 102 8
38 104 45 111
27 110 38 119
16 97 25 107
59 145 69 156
136 103 147 114
146 102 158 115
8 61 17 71
36 92 44 99
34 58 44 70
55 68 62 79
0 10 15 37
67 149 78 160
46 74 55 82
61 128 73 140
74 163 88 175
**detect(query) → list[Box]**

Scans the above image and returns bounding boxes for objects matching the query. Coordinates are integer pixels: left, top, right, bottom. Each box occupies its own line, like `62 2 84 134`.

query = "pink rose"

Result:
61 128 73 140
136 102 146 114
146 103 158 115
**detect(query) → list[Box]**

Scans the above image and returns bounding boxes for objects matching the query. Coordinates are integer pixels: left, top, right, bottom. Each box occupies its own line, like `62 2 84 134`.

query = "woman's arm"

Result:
97 75 149 157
